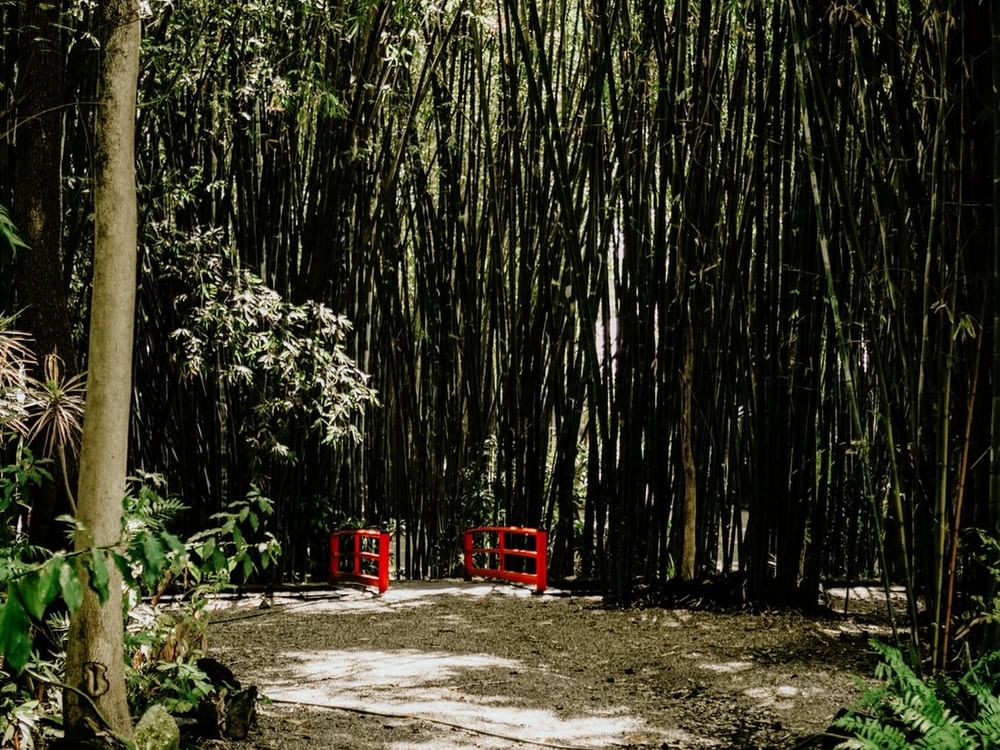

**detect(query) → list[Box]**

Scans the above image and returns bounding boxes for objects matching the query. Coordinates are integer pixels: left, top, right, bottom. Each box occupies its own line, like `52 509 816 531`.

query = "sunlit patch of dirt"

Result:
205 581 882 749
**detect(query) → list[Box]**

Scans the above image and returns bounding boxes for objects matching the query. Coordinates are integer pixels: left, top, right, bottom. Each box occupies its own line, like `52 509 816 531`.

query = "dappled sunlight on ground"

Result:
697 660 754 674
272 647 520 688
209 580 876 748
744 684 828 711
282 579 563 615
258 645 675 748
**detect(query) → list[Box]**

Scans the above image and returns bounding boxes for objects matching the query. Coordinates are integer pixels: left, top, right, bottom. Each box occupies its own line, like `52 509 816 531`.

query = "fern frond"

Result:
890 689 949 734
966 687 1000 748
913 719 974 750
834 712 910 749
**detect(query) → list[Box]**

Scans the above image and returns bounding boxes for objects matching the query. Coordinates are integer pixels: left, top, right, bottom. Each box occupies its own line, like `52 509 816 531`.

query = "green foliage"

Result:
834 640 1000 749
0 450 51 544
0 460 94 675
1 680 49 750
0 317 85 525
123 477 280 716
139 661 215 716
184 487 281 585
0 466 281 744
121 474 280 603
168 246 378 473
458 436 501 528
0 547 116 674
0 203 27 258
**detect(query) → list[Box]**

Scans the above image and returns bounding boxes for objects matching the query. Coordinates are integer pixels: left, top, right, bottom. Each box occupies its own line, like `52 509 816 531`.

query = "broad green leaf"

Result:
232 526 244 548
88 548 110 604
59 561 83 613
16 562 60 620
111 552 137 587
211 549 227 573
141 533 166 588
0 204 27 253
0 587 32 671
162 532 185 556
241 555 253 580
199 537 216 562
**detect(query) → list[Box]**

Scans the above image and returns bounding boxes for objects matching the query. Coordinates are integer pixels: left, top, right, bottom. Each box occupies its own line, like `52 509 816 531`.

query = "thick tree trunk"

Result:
63 0 139 739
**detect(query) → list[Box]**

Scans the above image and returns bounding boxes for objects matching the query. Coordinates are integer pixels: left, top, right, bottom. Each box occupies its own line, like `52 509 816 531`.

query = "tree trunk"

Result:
63 0 139 739
680 323 697 581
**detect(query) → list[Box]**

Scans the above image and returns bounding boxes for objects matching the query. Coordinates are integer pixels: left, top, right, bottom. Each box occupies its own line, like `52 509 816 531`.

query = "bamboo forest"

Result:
1 0 999 747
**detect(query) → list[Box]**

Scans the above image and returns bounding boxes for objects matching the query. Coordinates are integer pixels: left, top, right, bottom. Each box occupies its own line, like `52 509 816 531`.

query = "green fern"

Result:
960 652 1000 746
834 640 1000 750
834 713 910 749
123 472 187 533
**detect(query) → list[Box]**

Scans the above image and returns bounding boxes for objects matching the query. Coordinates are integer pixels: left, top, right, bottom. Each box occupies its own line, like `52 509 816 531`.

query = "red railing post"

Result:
329 529 392 594
353 531 361 580
535 529 547 594
462 526 548 593
378 531 390 594
463 530 473 580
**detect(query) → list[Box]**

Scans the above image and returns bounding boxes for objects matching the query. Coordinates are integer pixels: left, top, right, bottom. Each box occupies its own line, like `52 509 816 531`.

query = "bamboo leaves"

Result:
3 0 992 632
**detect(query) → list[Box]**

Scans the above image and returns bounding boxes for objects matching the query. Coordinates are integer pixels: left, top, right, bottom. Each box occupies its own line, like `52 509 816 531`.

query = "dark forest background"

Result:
2 0 997 670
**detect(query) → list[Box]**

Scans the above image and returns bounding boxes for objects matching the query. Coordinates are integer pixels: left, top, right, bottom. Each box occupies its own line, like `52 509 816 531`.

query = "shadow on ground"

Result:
207 581 880 749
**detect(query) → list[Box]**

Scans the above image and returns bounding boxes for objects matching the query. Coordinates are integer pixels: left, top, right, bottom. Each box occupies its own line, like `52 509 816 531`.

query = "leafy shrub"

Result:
121 476 279 716
0 472 281 746
167 243 378 473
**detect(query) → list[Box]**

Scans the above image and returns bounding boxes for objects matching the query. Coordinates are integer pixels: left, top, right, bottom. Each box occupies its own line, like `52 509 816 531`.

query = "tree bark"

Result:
680 323 697 581
63 0 139 739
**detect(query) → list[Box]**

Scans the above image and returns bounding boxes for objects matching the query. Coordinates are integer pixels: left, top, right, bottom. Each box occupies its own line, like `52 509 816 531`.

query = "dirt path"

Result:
206 581 884 749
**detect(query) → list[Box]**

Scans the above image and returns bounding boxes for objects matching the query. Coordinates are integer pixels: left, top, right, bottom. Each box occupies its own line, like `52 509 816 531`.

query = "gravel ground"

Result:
203 580 885 749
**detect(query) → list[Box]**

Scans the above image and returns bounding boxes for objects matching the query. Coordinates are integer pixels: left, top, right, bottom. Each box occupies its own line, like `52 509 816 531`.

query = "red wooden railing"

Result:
463 527 547 593
329 529 390 594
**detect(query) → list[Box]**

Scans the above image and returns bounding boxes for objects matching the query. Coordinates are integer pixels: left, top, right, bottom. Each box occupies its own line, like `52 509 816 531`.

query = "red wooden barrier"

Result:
329 529 390 594
463 527 547 593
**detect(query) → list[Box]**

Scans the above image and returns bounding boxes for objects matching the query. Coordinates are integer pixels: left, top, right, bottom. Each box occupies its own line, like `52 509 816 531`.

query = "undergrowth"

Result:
834 640 1000 749
0 473 280 748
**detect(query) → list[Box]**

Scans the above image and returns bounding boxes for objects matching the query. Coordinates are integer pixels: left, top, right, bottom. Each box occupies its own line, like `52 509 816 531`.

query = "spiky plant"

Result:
0 315 40 441
24 354 86 511
0 316 86 512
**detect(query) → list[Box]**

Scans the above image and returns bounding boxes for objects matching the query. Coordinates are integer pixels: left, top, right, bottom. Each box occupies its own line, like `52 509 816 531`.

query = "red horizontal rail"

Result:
329 529 390 594
463 526 547 594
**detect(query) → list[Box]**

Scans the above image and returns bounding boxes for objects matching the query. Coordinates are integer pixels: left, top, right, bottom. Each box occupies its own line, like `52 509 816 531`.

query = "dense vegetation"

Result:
1 0 999 743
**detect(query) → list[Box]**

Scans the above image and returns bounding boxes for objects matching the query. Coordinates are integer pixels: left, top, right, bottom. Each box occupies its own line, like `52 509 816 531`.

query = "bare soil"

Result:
204 581 889 749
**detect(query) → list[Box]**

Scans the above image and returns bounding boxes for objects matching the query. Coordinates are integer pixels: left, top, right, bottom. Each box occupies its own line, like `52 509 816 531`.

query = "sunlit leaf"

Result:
59 561 83 613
